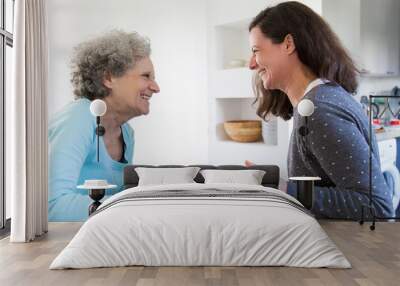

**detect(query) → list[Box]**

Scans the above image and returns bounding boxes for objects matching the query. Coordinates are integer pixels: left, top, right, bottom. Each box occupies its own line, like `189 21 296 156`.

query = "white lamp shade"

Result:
298 99 315 117
90 99 107 117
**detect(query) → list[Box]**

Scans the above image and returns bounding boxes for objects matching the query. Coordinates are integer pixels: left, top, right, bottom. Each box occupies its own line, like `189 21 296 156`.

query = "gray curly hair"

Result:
71 30 151 100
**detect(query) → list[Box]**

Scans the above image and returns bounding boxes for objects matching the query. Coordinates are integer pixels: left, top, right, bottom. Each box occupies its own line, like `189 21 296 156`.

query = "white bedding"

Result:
50 183 351 269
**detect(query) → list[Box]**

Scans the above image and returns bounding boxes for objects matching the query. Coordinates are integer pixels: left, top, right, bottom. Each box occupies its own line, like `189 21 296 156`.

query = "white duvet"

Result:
50 183 351 269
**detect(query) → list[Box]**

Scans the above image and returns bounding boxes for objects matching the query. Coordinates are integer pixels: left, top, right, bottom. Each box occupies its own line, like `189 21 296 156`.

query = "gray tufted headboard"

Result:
123 165 280 189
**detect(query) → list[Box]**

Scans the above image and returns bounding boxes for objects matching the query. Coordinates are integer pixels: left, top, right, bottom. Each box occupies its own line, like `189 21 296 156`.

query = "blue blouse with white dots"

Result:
288 82 393 219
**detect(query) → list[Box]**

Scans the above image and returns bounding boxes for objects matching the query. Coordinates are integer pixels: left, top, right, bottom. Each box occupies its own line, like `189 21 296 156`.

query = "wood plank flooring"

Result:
0 221 399 286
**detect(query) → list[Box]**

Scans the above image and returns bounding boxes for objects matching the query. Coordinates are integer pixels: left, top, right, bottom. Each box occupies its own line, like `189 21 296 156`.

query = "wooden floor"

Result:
0 221 399 286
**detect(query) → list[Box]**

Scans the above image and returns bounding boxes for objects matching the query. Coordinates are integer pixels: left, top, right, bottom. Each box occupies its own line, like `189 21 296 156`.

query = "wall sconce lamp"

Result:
89 99 107 162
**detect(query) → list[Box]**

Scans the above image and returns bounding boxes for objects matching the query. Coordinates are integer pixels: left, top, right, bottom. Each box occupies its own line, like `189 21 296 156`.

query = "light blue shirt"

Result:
48 98 134 221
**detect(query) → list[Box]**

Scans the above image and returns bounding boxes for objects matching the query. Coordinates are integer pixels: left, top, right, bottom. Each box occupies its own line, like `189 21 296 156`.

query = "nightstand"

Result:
77 180 117 215
288 177 321 210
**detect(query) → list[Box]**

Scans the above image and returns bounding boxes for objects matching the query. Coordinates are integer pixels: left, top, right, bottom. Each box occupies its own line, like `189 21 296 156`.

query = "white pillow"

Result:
135 167 201 186
200 169 266 185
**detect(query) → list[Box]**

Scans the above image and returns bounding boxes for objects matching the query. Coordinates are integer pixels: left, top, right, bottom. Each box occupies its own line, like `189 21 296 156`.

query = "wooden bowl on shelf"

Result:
223 120 262 142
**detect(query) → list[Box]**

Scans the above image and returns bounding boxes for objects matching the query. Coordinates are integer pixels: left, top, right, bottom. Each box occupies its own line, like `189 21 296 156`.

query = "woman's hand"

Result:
244 160 255 167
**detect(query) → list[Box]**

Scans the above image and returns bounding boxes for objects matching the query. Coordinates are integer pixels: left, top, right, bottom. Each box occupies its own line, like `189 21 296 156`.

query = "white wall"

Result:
47 0 321 178
47 0 400 179
47 0 209 165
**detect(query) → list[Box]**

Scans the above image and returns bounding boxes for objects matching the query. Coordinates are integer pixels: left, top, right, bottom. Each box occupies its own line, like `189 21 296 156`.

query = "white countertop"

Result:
375 126 400 141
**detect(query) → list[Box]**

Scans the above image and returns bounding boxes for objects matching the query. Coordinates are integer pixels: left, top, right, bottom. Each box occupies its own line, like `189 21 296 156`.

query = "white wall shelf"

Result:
216 136 265 144
211 68 254 98
214 19 251 70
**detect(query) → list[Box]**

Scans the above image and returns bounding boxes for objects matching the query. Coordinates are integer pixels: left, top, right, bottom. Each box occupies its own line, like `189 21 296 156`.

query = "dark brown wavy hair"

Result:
249 1 359 120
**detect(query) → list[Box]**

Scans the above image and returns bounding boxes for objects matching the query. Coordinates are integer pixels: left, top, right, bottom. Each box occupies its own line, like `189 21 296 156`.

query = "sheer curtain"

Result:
9 0 48 242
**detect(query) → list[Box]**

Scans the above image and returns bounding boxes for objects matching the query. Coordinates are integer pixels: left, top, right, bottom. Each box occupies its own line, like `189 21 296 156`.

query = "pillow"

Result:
200 169 266 185
135 167 201 186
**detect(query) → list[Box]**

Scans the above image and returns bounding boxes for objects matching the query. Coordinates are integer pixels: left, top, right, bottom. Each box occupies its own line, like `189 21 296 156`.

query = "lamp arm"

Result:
95 116 106 162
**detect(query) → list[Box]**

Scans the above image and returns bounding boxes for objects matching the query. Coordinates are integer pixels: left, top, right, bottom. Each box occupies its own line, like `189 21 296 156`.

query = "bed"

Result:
50 165 350 269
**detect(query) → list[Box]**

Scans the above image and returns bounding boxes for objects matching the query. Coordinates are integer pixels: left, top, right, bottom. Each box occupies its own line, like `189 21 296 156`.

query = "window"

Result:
0 0 14 234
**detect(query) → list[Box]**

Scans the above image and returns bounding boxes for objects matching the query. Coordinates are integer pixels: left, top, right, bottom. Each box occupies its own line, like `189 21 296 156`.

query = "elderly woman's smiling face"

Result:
103 56 160 116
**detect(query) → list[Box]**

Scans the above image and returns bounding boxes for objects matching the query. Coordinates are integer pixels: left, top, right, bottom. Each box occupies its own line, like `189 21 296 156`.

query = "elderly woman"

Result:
248 2 393 219
48 30 160 221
